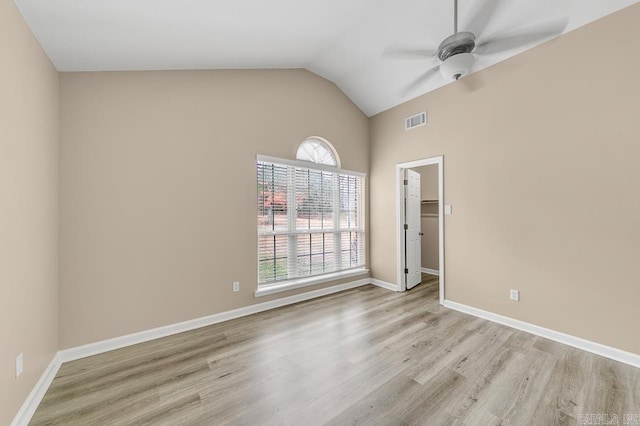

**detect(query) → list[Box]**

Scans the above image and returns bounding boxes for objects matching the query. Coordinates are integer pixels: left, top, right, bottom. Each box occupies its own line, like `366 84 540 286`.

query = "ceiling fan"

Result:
387 0 568 93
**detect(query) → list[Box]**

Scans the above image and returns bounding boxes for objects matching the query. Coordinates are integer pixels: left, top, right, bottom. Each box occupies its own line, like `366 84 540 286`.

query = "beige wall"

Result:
412 165 439 271
59 69 369 348
0 0 59 423
369 3 640 355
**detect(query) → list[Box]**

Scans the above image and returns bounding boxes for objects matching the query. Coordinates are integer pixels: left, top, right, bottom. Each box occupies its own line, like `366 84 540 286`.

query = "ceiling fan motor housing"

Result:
437 31 475 60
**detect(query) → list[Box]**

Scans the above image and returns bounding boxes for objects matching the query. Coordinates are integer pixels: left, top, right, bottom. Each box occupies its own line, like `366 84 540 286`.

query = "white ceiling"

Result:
14 0 639 116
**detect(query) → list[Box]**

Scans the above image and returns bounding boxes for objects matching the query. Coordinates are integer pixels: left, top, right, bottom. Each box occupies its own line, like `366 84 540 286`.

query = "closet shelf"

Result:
421 213 438 218
421 200 438 204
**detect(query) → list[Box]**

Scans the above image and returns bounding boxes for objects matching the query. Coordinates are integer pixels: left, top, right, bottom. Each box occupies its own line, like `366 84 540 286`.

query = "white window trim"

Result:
257 155 365 178
254 267 369 297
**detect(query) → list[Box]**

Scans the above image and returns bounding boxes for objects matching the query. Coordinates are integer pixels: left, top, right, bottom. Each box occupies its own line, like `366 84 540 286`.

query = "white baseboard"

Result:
11 354 62 426
443 300 640 369
59 278 371 363
421 268 439 276
370 278 399 292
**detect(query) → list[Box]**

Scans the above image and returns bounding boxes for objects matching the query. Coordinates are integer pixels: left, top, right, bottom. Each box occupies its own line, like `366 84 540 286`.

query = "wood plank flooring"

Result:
31 276 640 425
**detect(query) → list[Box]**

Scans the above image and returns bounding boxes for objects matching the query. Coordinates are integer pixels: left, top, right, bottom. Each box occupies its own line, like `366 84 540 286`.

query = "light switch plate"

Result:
444 205 452 215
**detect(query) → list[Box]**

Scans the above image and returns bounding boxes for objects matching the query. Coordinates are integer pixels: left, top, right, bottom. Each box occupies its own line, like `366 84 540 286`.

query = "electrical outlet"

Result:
510 289 520 302
16 353 23 378
232 281 240 292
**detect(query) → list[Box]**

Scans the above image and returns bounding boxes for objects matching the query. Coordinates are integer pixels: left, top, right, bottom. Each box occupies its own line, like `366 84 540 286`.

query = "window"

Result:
257 140 365 289
295 137 339 167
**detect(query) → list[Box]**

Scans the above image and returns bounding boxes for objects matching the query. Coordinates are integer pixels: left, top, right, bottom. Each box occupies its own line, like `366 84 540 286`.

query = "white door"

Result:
405 169 422 290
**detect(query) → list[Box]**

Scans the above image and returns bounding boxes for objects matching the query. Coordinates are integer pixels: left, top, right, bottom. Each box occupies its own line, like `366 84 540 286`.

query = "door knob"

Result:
419 232 424 236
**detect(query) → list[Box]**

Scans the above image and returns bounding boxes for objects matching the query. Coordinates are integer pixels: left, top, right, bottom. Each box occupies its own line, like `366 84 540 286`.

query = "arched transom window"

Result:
296 137 340 168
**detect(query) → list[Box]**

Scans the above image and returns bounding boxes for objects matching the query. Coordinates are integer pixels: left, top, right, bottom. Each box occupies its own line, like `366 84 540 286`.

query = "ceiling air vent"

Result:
405 111 427 130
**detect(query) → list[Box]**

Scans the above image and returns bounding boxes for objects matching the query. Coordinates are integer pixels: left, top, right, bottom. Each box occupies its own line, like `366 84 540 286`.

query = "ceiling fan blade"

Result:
465 0 505 39
382 47 438 60
475 18 568 56
402 65 441 96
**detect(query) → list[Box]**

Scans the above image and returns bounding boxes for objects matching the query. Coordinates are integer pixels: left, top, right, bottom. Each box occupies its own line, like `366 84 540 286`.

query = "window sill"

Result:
255 268 369 298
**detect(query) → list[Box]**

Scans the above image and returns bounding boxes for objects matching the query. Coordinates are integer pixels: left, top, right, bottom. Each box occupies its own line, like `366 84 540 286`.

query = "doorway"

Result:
396 156 444 304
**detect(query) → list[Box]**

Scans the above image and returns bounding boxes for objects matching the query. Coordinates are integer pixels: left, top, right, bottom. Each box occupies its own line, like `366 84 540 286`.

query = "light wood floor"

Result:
32 276 640 425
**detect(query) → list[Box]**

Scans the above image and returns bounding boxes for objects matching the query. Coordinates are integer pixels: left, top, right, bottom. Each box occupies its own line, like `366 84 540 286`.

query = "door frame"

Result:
396 156 444 304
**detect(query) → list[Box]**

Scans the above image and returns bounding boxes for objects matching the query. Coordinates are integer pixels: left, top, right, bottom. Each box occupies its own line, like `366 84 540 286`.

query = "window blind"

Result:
257 158 365 286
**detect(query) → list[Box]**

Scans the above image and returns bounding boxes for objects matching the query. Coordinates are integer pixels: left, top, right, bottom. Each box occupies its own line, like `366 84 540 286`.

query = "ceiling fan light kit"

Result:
440 52 474 80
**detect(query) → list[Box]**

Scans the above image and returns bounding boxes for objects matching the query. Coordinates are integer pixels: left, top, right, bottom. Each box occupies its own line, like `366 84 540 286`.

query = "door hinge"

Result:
404 268 409 274
403 179 408 185
404 224 408 230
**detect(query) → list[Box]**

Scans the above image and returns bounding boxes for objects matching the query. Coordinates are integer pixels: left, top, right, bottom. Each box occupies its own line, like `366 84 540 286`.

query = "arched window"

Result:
296 137 340 168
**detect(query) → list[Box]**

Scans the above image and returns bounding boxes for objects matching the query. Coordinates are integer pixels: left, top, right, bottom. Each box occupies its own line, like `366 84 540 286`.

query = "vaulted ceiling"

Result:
14 0 639 116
